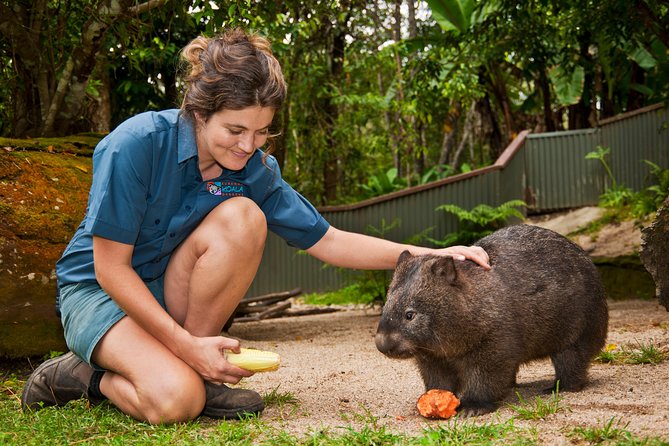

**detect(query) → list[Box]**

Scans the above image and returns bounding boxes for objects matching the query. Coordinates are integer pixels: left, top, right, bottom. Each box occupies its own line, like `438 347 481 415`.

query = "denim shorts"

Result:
59 278 166 371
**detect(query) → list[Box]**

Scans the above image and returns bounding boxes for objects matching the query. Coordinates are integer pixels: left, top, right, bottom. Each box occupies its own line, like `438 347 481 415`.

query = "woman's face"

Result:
196 106 275 172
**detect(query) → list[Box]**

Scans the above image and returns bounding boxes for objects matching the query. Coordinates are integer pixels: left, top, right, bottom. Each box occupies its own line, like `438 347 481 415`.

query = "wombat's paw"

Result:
457 400 497 417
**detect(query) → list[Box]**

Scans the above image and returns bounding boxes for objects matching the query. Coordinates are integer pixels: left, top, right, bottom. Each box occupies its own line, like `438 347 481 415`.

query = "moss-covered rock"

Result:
0 138 96 357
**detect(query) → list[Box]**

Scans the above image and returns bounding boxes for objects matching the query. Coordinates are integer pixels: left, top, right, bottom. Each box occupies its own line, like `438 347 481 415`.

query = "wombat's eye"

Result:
405 311 416 321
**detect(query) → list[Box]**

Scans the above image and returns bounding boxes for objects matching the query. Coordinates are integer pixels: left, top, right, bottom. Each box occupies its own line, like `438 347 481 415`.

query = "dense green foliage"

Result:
429 199 527 245
586 146 669 218
1 1 667 205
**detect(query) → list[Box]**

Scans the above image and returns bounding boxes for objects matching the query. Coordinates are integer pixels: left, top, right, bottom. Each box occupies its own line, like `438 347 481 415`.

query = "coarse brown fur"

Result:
375 224 609 416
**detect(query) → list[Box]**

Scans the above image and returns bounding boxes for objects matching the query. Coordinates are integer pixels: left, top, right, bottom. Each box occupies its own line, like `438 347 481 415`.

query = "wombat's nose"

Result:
375 331 411 358
375 332 391 353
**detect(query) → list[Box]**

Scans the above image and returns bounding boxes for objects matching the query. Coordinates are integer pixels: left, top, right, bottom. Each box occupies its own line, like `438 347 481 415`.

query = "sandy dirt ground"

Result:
227 299 669 441
225 210 668 441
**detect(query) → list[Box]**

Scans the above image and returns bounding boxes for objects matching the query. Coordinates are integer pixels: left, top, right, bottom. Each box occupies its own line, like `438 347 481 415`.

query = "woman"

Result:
21 29 489 424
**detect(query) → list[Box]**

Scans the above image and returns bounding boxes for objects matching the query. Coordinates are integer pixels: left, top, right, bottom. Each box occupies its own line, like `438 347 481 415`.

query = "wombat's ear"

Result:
431 256 458 285
397 250 413 266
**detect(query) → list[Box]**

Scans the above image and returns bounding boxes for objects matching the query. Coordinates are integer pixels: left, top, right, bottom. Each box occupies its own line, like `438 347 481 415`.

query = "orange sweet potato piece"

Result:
416 389 460 419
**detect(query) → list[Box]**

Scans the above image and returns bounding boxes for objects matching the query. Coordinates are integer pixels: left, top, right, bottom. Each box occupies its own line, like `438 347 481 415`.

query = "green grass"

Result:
567 208 629 238
300 283 380 306
595 341 668 365
569 417 669 445
507 386 566 420
419 419 538 445
2 369 667 445
1 398 213 445
263 386 300 419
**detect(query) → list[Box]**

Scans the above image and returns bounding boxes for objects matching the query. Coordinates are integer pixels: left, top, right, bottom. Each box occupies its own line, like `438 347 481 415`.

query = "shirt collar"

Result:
177 113 198 163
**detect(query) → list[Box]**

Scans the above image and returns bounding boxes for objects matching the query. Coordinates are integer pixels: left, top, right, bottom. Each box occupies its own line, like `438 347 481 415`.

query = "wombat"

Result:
375 224 608 416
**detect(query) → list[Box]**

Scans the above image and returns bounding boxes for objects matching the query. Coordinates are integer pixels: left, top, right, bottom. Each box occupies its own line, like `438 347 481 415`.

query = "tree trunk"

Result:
483 65 514 142
11 64 43 137
640 197 669 311
321 5 349 204
0 0 165 137
405 0 418 183
0 1 49 137
451 101 476 170
538 68 556 132
379 72 398 170
597 65 615 119
414 124 425 183
479 94 504 160
438 102 461 166
87 59 112 133
275 6 306 171
391 0 406 177
568 29 593 129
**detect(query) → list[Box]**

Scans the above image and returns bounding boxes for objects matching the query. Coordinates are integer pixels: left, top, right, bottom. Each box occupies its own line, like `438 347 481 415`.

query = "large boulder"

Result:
640 196 669 311
0 138 96 357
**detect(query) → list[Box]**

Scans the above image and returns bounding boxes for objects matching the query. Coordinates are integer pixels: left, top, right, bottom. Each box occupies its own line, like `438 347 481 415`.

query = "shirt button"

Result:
155 219 160 225
169 233 175 238
185 205 192 211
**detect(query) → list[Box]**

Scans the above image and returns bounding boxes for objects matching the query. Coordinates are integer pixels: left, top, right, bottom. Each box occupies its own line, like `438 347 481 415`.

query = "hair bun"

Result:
179 28 286 122
180 36 209 79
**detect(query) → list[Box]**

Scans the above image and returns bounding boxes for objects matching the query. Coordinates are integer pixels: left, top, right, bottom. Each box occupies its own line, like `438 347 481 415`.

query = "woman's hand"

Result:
431 245 491 270
180 334 254 385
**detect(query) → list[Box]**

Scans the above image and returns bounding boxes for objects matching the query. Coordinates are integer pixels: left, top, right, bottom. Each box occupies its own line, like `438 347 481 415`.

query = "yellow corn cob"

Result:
225 348 281 372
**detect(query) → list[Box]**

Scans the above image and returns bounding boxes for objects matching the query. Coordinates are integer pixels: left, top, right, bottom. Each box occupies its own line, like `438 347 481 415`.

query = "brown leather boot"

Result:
201 381 264 419
21 352 102 411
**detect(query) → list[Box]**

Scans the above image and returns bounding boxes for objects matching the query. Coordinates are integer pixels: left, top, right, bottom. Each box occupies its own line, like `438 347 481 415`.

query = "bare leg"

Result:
92 198 267 422
164 197 267 335
93 317 205 423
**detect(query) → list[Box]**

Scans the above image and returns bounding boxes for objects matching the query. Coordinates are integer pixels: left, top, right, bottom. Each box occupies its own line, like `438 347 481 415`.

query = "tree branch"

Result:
43 0 166 135
129 0 168 15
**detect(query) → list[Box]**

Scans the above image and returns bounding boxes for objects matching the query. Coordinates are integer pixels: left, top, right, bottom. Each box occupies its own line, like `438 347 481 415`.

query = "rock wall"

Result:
640 196 669 311
1 141 94 357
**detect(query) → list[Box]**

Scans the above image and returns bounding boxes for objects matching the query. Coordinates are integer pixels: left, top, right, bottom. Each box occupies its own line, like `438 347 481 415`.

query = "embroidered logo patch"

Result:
207 181 245 197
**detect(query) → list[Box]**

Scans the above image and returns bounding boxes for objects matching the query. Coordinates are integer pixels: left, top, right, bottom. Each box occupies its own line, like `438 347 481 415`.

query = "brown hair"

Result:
179 28 286 126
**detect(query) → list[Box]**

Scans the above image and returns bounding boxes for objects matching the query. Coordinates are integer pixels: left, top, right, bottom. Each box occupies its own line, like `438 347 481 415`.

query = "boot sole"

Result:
202 400 265 419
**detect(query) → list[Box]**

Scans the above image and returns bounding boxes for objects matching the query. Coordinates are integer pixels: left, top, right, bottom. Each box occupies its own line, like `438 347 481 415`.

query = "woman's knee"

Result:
207 197 267 247
218 197 266 229
141 370 205 424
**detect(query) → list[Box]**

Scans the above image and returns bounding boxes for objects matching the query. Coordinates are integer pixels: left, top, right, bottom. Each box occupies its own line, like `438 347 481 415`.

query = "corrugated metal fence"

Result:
248 103 669 296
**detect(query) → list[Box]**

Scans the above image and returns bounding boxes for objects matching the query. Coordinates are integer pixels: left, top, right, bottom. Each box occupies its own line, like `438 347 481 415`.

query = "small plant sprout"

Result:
507 383 566 420
263 386 299 411
570 417 631 444
586 146 617 189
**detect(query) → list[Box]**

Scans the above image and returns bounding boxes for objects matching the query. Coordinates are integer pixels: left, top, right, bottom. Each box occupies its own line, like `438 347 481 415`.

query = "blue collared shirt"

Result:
56 109 329 286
